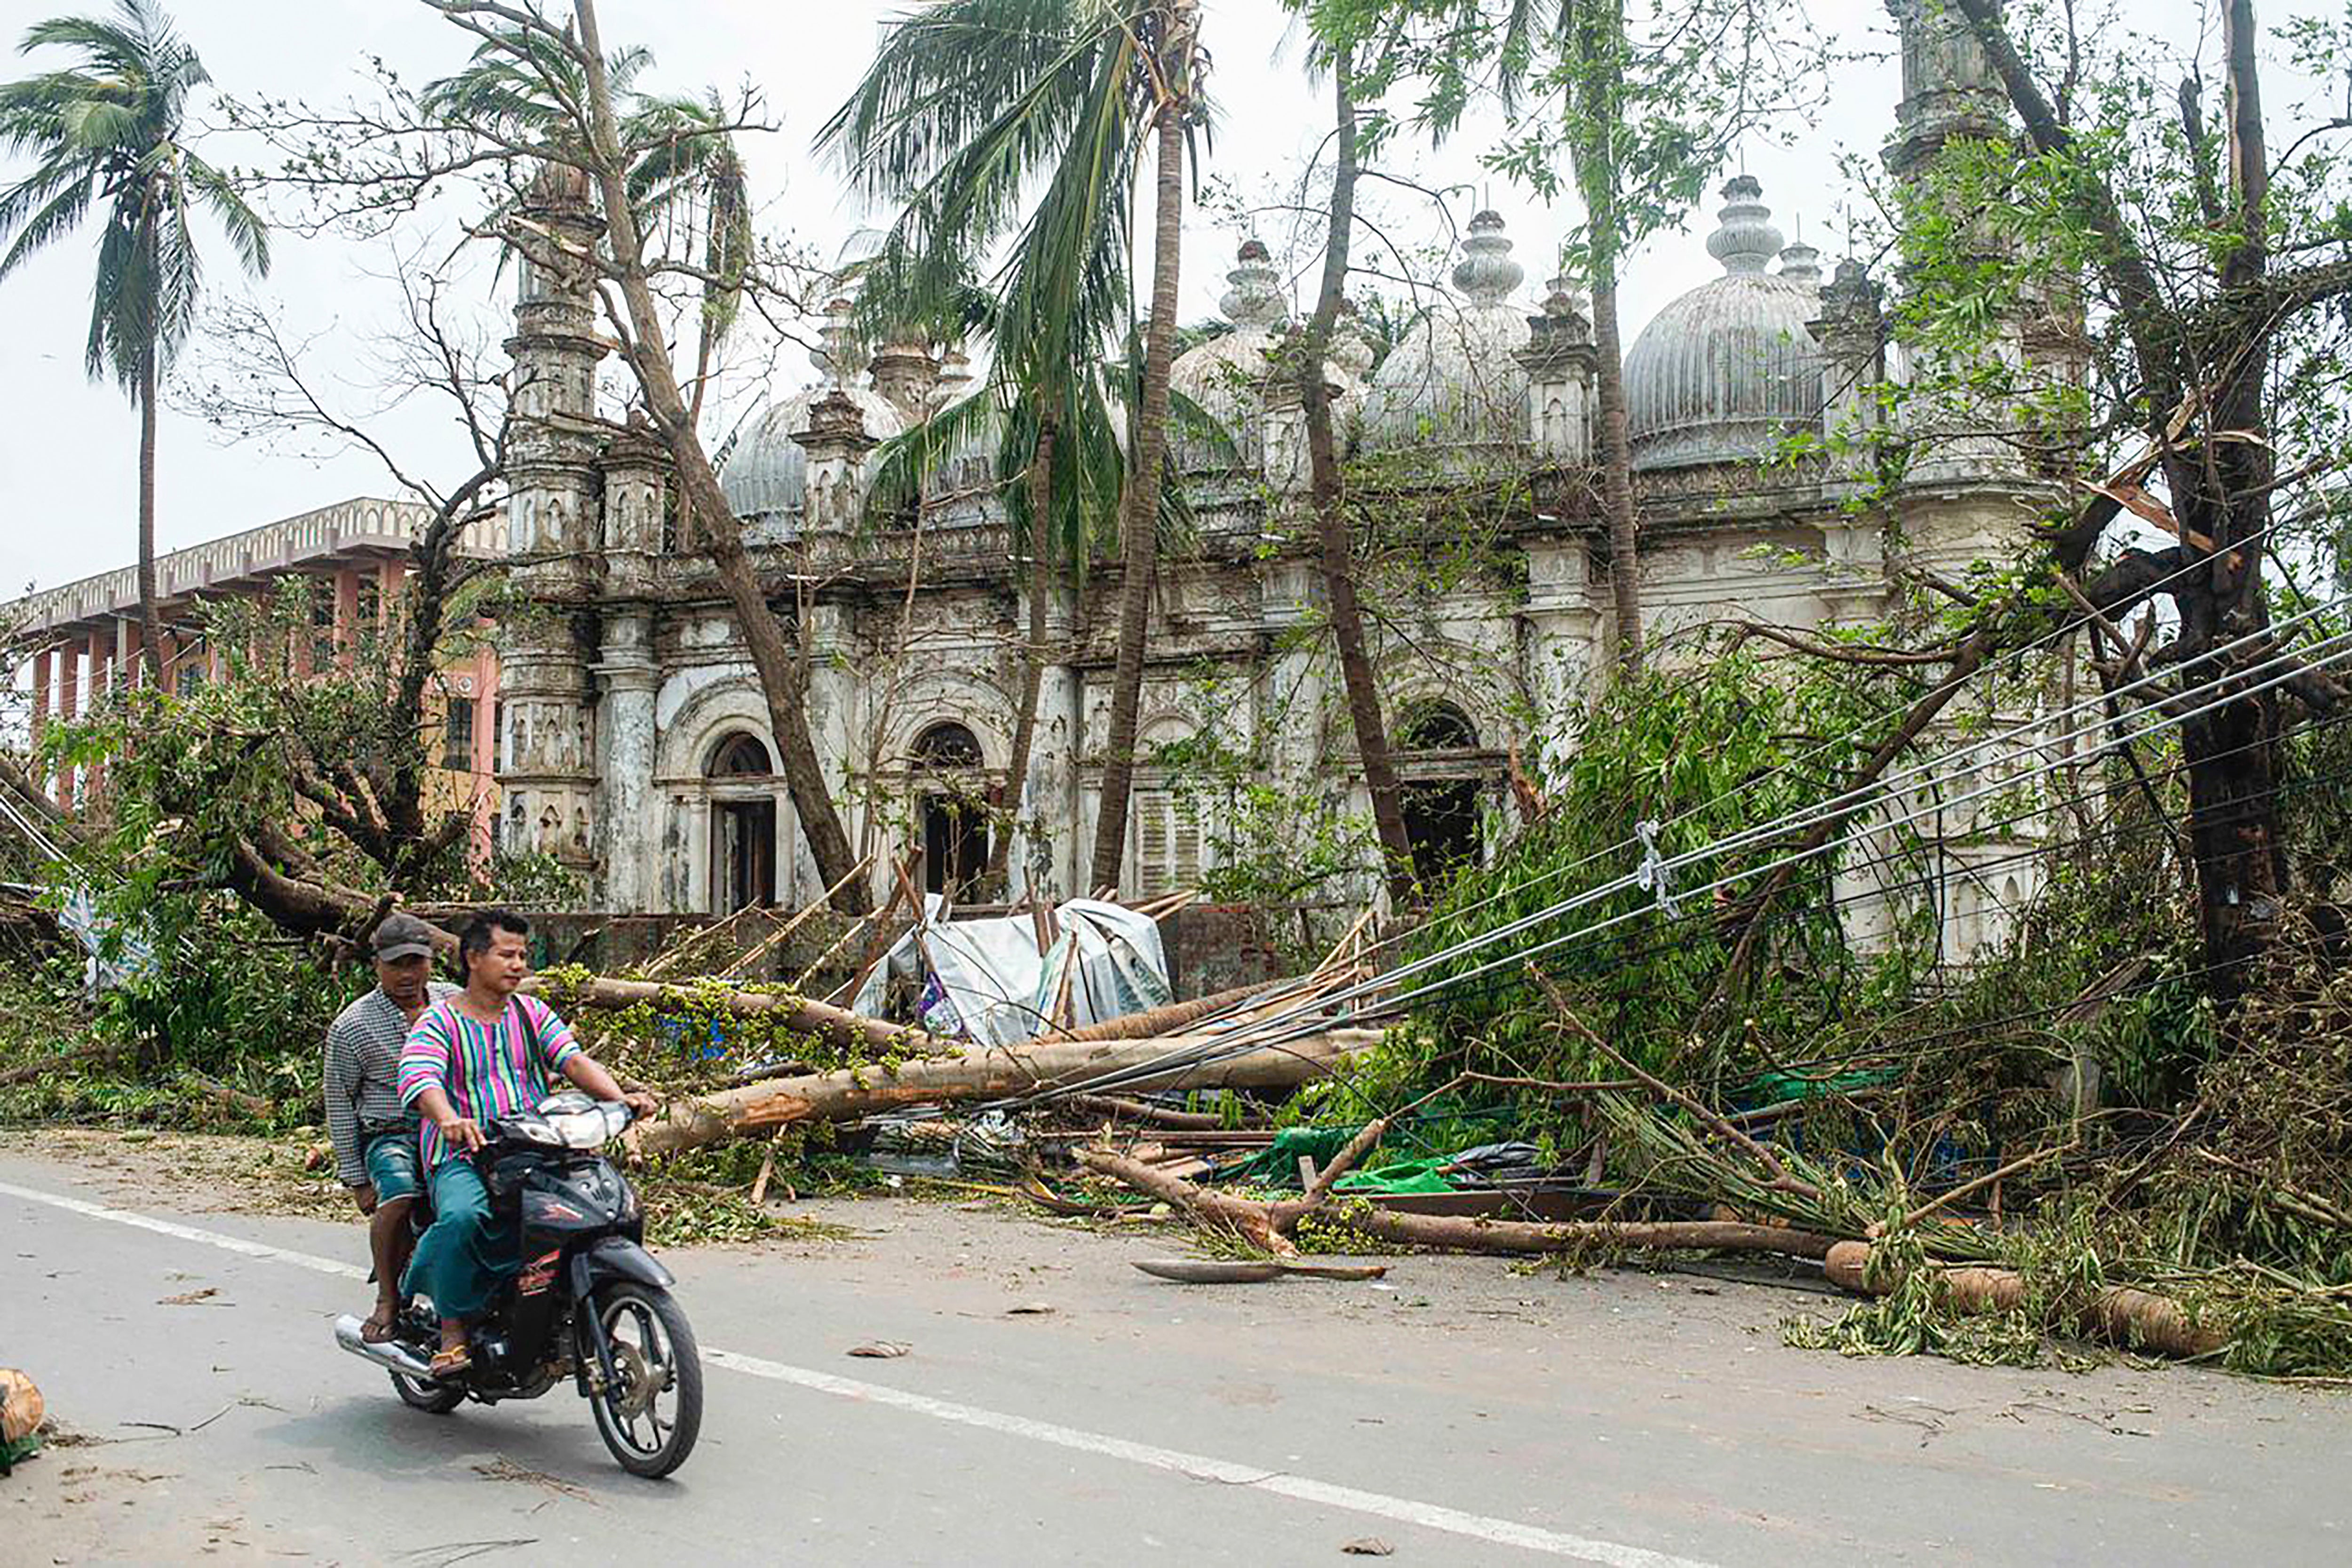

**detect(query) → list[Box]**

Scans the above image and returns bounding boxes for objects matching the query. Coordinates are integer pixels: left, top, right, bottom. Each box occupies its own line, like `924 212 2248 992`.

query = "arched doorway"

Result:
1398 703 1486 888
913 722 989 898
707 731 777 912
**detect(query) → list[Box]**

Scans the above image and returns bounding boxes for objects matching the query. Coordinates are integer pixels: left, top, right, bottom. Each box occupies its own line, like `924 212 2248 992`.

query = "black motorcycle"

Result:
332 1093 704 1478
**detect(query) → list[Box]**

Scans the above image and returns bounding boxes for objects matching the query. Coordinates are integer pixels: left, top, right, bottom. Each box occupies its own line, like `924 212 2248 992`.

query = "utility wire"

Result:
1032 626 2352 1105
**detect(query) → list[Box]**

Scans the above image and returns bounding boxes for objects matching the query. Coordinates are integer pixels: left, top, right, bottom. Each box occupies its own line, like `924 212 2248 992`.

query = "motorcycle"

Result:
331 1092 703 1478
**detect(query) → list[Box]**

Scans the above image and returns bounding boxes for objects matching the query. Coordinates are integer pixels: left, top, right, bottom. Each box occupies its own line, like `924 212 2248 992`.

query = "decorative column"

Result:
1015 586 1081 902
1258 372 1312 498
1811 258 1891 624
83 627 110 801
55 645 78 810
867 336 940 428
1516 275 1596 464
497 162 609 883
793 387 878 543
1261 558 1326 799
593 417 668 912
1519 542 1600 774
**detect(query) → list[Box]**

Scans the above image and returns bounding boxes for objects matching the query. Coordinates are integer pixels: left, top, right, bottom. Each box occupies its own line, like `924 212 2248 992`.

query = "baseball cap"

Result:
371 912 437 962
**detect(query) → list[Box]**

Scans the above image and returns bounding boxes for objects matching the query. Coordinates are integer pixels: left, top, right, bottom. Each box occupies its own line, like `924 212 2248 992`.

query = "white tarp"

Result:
851 896 1175 1048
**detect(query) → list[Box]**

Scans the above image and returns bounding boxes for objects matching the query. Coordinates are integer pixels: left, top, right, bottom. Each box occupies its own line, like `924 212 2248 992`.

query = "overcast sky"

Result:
0 0 2195 598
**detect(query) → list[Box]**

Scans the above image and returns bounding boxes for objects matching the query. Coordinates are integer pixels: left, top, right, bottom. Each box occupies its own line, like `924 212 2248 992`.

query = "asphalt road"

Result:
3 1139 2349 1567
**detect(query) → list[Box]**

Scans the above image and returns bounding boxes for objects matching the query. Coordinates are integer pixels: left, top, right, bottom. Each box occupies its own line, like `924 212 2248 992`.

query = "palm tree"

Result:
0 0 268 681
820 0 1204 897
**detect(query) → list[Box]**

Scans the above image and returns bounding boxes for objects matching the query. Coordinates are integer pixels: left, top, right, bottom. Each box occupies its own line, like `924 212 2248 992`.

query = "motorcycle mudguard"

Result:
568 1236 675 1297
566 1238 673 1401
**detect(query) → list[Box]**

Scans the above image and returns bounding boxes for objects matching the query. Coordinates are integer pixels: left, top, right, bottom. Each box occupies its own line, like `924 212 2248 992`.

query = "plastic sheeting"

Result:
850 896 1175 1048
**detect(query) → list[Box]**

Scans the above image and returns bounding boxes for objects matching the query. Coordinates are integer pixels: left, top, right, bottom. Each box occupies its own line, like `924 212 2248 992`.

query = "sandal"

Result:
359 1309 397 1345
427 1345 471 1378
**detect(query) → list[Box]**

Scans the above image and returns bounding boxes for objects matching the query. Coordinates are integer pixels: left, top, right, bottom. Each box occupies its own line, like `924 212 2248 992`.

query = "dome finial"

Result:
1707 175 1784 277
1453 209 1526 304
1218 238 1287 330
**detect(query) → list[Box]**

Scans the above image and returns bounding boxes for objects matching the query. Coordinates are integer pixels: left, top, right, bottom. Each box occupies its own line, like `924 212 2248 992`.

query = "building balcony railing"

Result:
7 497 505 640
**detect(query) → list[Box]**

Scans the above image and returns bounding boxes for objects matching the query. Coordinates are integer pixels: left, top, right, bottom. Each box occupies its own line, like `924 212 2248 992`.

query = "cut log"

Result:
1821 1240 2226 1359
1342 1205 1841 1260
631 1029 1380 1158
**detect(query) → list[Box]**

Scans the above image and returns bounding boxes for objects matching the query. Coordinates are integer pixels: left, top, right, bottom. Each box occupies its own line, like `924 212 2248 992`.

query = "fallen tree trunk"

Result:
1821 1240 2226 1359
0 1039 132 1087
631 1029 1381 1157
1341 1205 1840 1260
527 974 946 1057
1073 1147 1842 1262
1049 982 1272 1044
1068 1093 1246 1130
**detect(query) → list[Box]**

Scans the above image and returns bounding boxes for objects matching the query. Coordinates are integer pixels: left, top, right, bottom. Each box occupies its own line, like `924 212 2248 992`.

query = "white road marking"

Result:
0 1178 366 1280
1 1176 1715 1568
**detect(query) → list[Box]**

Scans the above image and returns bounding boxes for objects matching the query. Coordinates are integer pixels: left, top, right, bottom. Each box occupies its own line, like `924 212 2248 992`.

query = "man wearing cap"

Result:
324 913 456 1343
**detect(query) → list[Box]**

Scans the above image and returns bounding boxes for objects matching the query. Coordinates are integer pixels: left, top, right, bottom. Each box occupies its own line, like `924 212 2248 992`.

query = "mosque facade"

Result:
493 0 2063 956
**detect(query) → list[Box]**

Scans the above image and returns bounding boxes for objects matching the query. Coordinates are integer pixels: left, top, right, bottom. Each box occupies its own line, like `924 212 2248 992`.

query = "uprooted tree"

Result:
37 251 522 947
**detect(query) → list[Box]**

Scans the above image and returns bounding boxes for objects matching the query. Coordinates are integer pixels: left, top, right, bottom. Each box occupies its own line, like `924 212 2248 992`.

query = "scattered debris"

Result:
847 1341 912 1359
1341 1537 1396 1556
156 1287 221 1306
1131 1259 1388 1284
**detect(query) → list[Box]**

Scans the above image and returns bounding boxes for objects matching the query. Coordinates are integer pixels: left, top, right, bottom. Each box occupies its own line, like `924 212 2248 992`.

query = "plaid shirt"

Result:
322 982 458 1186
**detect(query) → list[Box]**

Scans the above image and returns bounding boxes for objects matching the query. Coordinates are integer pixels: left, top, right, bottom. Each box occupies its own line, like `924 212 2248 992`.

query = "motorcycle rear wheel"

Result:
580 1282 702 1478
389 1369 464 1414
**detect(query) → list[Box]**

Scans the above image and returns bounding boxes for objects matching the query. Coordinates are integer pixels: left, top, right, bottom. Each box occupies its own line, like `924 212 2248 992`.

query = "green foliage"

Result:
1362 640 1908 1106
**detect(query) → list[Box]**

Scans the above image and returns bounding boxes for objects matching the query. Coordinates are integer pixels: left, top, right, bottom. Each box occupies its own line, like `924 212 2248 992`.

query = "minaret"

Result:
1883 0 2010 180
1517 274 1596 463
594 415 667 911
498 162 607 876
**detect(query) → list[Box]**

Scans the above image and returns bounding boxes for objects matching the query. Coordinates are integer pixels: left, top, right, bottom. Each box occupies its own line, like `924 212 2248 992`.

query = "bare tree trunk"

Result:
989 414 1056 885
1590 261 1643 675
570 0 870 914
1950 0 2289 1012
2177 0 2282 1009
135 343 159 684
1302 56 1415 906
1087 2 1195 894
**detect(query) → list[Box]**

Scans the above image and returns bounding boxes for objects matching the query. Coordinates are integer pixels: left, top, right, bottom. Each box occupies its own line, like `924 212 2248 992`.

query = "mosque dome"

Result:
717 385 908 523
1358 210 1533 452
717 299 908 524
1168 239 1289 472
1621 177 1826 472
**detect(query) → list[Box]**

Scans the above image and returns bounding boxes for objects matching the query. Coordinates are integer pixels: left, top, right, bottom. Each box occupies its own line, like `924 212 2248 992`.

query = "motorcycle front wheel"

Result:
579 1281 702 1478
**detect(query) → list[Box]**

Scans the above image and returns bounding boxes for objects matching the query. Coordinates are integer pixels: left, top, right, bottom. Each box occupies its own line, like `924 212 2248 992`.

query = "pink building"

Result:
9 497 506 860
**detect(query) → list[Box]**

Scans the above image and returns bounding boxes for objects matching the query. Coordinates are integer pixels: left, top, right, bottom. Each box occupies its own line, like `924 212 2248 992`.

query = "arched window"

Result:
706 732 776 911
1401 703 1479 752
1398 702 1484 890
708 732 774 777
912 723 988 897
913 722 983 769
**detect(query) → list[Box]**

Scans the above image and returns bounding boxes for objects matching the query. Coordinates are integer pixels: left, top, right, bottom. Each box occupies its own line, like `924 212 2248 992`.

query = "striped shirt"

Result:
323 982 459 1186
397 993 582 1170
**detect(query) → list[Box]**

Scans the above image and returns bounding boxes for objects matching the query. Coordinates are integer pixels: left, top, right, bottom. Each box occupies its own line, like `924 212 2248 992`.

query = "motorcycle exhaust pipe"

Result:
333 1313 439 1382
